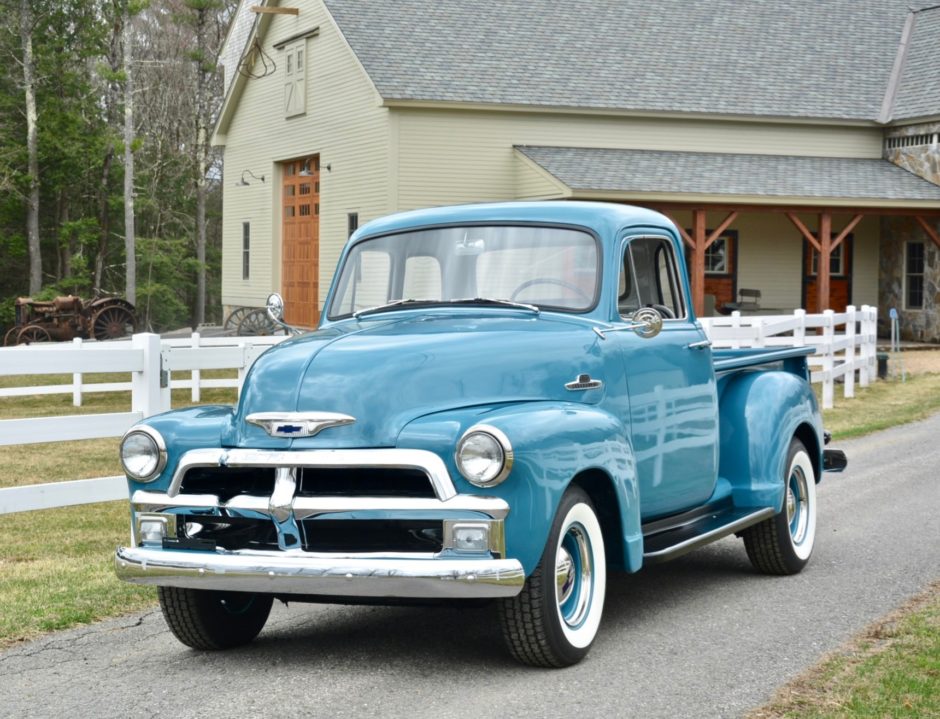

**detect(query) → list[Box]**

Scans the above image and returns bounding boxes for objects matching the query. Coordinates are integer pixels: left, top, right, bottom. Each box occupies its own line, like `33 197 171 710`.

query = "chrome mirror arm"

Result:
266 293 305 336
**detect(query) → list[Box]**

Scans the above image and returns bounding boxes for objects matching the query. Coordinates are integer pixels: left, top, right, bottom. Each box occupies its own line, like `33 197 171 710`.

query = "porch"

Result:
515 147 940 335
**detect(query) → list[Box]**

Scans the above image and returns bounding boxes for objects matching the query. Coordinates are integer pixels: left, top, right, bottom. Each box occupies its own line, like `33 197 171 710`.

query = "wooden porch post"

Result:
691 209 707 316
817 212 832 313
915 216 940 249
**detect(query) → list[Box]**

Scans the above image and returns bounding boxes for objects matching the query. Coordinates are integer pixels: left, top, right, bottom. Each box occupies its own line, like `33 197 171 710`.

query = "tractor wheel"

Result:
223 306 254 334
16 325 51 344
92 305 136 341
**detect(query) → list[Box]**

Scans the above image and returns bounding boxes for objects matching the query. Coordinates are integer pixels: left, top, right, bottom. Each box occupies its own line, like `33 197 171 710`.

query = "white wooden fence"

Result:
0 308 878 515
699 305 878 410
0 332 286 515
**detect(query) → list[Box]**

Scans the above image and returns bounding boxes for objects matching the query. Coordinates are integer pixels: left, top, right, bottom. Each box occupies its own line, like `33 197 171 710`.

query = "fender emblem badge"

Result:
247 412 356 438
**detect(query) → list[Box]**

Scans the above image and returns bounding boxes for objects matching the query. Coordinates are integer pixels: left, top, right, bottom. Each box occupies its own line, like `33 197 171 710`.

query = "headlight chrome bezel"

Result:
120 425 168 483
455 424 513 487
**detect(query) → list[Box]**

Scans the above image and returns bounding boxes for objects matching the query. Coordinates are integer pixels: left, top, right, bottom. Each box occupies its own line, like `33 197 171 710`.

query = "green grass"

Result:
821 373 940 440
750 583 940 719
0 377 237 648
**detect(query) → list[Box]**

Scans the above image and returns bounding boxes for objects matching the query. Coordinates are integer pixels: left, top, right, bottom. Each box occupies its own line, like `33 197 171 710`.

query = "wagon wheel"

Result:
16 325 51 344
223 306 255 334
236 308 280 336
3 327 20 347
92 305 136 341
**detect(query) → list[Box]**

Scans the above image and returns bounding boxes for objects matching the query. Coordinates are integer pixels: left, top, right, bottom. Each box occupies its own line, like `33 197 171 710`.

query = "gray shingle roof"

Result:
515 146 940 201
893 6 940 121
324 0 940 122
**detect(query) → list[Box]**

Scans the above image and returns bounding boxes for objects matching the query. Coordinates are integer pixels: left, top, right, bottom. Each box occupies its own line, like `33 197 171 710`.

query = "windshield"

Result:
328 225 599 319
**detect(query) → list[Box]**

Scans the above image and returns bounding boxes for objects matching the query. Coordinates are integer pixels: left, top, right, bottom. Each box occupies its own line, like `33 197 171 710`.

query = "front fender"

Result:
718 370 823 511
123 406 233 493
398 402 642 575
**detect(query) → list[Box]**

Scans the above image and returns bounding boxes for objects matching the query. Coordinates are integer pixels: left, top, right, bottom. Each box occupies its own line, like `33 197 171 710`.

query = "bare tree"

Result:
123 0 137 304
20 0 41 294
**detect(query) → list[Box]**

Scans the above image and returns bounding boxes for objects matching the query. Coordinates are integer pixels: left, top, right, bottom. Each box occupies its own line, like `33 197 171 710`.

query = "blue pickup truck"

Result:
115 201 846 667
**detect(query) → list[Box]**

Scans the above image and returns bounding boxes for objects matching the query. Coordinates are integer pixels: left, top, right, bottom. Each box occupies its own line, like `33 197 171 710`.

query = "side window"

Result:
619 237 686 320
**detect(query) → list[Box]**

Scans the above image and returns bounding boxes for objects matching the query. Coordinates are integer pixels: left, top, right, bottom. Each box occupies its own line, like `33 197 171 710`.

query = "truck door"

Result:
612 235 719 520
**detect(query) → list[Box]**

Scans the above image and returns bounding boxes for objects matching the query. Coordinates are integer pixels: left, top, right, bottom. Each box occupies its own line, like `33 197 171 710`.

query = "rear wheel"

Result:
742 438 817 575
158 587 273 650
498 486 607 667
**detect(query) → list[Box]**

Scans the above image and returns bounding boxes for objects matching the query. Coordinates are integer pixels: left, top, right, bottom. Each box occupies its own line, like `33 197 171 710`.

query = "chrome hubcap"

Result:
556 547 574 604
556 524 593 629
788 466 809 545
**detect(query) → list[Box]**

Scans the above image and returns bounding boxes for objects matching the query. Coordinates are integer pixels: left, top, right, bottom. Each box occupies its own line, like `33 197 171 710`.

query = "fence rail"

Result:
0 332 287 514
699 305 878 410
0 309 878 515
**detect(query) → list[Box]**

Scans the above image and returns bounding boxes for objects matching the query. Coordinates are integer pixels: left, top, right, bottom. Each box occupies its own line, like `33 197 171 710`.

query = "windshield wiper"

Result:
353 298 438 318
445 297 540 313
353 297 540 319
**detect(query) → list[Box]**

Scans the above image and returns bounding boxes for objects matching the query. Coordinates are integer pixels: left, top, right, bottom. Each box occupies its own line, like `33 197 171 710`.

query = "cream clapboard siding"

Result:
393 108 885 209
668 211 880 311
220 0 389 311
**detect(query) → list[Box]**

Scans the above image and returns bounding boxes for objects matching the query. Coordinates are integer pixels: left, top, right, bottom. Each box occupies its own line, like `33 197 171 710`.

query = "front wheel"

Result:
742 438 817 575
498 486 607 667
158 587 273 650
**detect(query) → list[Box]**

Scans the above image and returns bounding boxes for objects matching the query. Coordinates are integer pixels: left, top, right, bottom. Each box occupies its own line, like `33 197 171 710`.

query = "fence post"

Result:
730 311 741 349
844 305 856 399
822 310 834 409
794 308 806 347
237 339 249 397
858 305 870 387
131 333 170 418
72 337 83 407
191 331 201 403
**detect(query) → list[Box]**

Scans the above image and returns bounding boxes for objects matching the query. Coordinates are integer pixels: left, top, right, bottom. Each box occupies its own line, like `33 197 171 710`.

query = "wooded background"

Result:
0 0 237 333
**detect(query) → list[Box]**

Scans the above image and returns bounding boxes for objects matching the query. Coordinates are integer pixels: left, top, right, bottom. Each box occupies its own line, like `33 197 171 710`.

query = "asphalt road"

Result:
2 414 938 719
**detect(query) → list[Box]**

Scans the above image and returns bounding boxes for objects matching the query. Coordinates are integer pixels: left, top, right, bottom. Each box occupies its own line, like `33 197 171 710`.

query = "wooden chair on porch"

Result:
736 288 761 311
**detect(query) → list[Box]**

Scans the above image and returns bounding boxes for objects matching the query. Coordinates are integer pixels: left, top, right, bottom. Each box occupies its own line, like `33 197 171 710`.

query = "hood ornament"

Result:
246 412 356 438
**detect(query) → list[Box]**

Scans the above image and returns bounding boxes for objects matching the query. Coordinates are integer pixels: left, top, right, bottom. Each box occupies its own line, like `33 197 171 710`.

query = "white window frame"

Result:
810 243 845 277
704 236 729 275
283 40 306 118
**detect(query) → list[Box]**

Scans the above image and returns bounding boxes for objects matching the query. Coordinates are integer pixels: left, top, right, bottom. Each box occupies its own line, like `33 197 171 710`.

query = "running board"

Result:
642 506 775 564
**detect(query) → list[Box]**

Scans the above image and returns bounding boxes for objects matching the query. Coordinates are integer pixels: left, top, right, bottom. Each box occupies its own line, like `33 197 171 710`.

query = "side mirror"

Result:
266 293 285 322
630 307 663 339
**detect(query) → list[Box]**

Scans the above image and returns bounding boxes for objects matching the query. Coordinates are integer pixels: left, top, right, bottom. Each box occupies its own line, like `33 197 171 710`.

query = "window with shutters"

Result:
283 40 306 118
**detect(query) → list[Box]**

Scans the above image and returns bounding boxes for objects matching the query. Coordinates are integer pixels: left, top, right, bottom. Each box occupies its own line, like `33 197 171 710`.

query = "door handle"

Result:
687 339 712 350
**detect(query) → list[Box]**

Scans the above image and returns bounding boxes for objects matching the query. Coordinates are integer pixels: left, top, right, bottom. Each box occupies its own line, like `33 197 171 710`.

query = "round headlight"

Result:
120 427 167 482
456 426 513 487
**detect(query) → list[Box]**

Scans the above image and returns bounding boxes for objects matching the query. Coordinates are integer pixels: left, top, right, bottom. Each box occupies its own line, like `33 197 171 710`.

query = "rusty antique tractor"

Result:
3 294 138 345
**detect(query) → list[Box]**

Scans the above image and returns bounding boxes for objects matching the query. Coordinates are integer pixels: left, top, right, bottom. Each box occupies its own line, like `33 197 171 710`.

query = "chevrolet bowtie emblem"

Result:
246 412 356 438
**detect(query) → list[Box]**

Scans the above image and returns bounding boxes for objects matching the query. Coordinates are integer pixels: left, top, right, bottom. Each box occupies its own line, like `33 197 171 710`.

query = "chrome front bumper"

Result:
116 446 525 599
115 546 525 598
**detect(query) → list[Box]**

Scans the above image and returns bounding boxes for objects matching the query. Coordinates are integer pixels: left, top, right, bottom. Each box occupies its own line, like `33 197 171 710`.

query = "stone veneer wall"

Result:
884 121 940 184
880 123 940 341
879 217 940 342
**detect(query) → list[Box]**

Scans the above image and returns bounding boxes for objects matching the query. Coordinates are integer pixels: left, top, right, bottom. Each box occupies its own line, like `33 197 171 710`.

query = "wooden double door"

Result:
282 156 320 328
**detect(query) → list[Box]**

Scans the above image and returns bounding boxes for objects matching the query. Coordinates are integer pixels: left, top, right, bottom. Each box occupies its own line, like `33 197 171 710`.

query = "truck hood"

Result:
225 313 605 448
